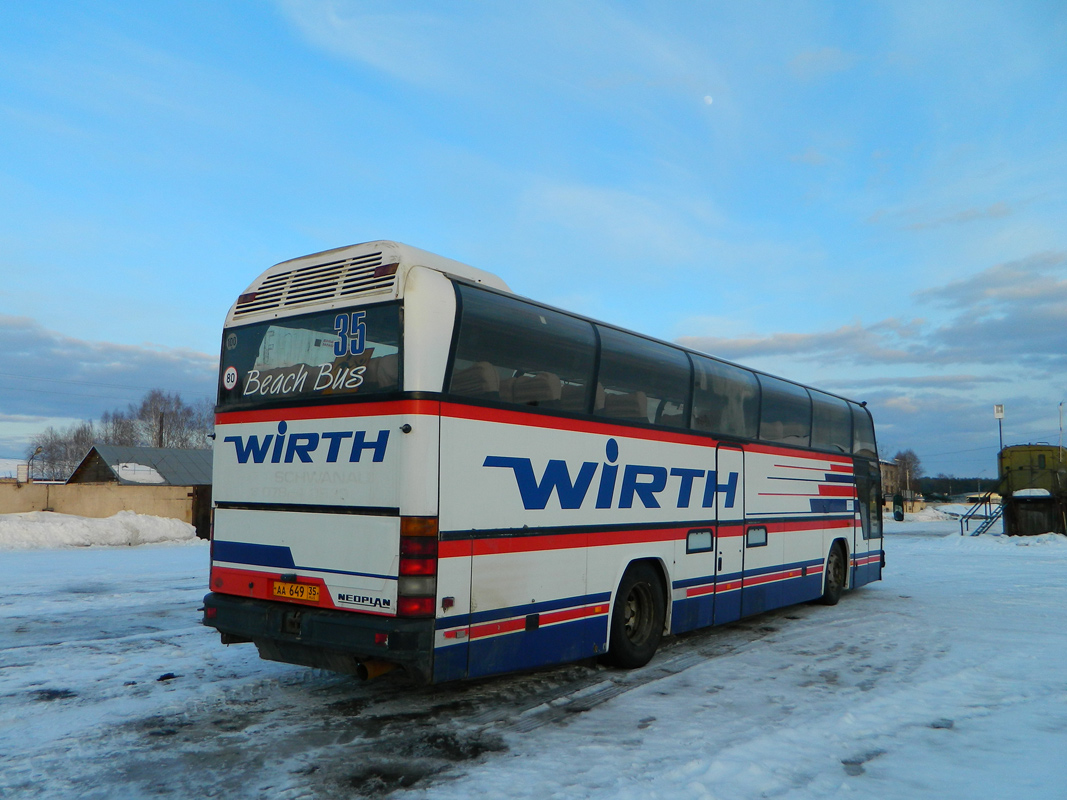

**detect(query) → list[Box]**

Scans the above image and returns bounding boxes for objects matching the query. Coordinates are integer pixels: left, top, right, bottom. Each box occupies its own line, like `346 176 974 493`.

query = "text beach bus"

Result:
202 241 884 683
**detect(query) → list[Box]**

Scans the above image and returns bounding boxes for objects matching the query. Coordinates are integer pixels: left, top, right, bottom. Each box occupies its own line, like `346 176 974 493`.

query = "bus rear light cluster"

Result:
398 516 438 618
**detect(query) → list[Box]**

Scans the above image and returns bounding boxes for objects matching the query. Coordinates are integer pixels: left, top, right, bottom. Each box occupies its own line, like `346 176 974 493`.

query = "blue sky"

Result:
1 0 1065 479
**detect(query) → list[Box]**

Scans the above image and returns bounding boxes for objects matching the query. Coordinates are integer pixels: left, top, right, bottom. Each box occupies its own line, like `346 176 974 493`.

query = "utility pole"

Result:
156 412 165 448
994 404 1004 453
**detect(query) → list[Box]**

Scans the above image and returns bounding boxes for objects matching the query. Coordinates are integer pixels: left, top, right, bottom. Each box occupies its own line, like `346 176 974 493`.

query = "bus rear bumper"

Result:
202 592 435 683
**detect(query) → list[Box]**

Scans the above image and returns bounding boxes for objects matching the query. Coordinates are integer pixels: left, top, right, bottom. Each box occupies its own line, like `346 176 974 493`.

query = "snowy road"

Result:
2 519 1066 799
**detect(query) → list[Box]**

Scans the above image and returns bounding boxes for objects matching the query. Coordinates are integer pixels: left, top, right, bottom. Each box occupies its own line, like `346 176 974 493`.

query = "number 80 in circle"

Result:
223 366 239 391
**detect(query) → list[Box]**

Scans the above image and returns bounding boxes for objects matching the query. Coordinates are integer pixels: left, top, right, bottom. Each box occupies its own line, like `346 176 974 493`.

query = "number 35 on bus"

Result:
202 241 884 683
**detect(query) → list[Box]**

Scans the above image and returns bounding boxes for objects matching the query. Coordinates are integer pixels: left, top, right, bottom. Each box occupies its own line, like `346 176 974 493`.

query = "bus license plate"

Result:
272 581 320 603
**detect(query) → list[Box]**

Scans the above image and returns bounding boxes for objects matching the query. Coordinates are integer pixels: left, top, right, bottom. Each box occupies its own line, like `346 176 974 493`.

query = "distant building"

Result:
880 460 901 499
996 444 1067 535
67 445 212 536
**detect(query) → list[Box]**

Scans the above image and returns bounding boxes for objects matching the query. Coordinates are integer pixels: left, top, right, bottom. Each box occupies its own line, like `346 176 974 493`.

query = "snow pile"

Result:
985 531 1067 547
932 503 983 518
0 511 198 550
111 463 166 484
901 506 954 521
1015 487 1051 497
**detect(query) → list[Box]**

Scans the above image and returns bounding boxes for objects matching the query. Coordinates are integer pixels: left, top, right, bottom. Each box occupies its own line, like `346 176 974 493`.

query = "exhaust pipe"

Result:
356 659 397 681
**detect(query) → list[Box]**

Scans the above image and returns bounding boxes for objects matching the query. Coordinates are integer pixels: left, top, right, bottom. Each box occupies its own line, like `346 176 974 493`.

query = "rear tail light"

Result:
398 516 438 617
397 596 435 616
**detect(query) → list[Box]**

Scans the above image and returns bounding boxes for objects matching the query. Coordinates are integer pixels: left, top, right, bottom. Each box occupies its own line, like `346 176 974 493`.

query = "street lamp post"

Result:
994 404 1005 452
27 445 43 482
1059 401 1064 460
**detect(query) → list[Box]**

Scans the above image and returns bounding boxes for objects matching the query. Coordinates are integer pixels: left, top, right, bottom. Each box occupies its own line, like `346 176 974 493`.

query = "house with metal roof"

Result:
65 445 212 536
68 445 212 487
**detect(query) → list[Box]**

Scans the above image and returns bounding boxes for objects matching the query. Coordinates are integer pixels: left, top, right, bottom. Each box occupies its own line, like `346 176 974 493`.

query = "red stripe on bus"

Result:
470 526 686 556
829 464 854 473
216 399 440 425
745 442 853 464
439 540 473 559
686 583 716 598
743 568 804 587
440 402 722 447
818 485 856 497
467 602 609 642
763 518 855 533
446 518 852 557
469 617 526 639
541 604 608 627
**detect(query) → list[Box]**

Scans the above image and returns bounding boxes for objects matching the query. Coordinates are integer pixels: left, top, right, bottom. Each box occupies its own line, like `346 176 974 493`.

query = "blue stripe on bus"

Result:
433 641 470 683
214 541 295 569
822 473 855 483
212 540 395 581
744 557 825 578
466 615 607 680
809 499 851 513
437 591 612 631
671 556 824 591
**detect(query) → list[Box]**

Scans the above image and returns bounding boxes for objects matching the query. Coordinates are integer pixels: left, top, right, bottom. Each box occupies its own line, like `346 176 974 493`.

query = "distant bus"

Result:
202 241 883 683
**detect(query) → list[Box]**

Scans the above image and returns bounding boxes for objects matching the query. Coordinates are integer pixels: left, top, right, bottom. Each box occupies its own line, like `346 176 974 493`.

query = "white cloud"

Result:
0 315 216 456
276 0 464 89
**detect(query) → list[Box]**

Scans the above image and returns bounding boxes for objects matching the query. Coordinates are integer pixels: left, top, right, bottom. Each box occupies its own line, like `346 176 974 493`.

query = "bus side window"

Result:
856 462 882 539
851 404 877 459
810 390 852 453
594 326 690 427
691 355 759 439
757 375 812 447
449 285 597 410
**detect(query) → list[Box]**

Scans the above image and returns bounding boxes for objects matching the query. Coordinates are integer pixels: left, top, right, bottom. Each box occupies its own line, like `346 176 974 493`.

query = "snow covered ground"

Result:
1 512 1066 799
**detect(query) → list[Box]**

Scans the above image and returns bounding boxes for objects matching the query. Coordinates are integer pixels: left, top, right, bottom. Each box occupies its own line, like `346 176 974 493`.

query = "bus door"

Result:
853 461 882 586
713 445 745 625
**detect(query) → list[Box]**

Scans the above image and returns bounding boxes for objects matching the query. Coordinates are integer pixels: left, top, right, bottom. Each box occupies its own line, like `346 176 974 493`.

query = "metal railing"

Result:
959 492 1001 536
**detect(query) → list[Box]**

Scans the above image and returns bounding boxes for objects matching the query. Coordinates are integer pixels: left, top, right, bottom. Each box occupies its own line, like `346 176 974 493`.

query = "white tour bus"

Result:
203 241 883 683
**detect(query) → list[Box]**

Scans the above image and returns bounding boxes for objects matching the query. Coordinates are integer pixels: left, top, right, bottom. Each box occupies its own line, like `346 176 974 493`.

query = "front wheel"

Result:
602 563 665 669
819 543 846 606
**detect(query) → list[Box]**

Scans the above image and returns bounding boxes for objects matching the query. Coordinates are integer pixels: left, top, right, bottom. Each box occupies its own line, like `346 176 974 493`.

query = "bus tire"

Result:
819 543 846 606
603 562 665 669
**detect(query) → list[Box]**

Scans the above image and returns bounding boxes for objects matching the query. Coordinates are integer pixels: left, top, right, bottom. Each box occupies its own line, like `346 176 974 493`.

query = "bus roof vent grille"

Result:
233 252 395 317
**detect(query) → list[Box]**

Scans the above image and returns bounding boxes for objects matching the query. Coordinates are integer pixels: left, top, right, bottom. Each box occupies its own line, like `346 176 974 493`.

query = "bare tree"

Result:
892 449 923 497
99 409 139 446
27 421 95 481
24 390 214 481
128 389 213 448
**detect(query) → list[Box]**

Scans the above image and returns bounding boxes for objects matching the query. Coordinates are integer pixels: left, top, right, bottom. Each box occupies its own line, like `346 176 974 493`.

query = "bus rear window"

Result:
218 303 401 408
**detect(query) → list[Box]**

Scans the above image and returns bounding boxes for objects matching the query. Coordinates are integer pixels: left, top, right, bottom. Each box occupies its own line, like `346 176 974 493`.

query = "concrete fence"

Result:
0 482 210 536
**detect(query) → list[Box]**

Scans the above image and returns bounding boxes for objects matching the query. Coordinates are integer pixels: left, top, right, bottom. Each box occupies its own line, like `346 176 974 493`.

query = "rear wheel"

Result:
603 563 665 668
820 543 846 605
